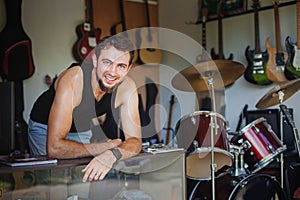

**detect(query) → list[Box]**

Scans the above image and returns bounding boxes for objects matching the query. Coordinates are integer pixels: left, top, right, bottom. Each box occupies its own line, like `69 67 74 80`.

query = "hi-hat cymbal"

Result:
256 78 300 109
172 60 245 92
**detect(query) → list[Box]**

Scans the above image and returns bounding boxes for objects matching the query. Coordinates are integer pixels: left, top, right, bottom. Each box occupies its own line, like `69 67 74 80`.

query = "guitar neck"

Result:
254 7 261 53
202 22 206 49
274 2 283 53
297 0 300 49
218 14 224 59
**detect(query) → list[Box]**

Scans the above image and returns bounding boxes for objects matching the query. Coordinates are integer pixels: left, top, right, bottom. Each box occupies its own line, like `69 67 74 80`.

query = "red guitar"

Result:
72 0 101 62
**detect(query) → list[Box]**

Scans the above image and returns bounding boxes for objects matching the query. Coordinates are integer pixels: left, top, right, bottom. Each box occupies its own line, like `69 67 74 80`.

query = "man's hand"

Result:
81 150 117 182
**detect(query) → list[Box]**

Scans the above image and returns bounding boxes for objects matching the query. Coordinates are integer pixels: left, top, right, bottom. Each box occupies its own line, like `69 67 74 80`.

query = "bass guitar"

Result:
210 0 233 60
244 0 272 85
285 0 300 80
72 0 101 62
265 0 287 82
138 0 162 64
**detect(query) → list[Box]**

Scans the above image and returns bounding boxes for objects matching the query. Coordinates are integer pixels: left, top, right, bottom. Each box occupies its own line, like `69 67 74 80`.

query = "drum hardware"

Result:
230 144 247 176
256 79 300 189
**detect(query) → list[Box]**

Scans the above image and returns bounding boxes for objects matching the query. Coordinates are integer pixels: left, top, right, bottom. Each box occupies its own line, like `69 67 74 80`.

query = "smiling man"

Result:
28 35 142 181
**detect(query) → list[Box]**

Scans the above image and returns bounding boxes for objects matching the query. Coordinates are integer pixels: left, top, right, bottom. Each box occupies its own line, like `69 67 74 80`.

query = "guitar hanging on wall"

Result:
265 0 288 82
138 0 162 64
284 0 300 80
210 0 233 60
72 0 101 62
196 0 209 62
244 0 272 85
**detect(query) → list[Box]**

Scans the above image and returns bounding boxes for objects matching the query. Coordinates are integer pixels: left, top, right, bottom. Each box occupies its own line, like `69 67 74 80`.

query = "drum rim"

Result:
251 145 287 173
231 117 266 142
179 110 227 123
228 173 284 200
187 147 234 159
186 147 234 180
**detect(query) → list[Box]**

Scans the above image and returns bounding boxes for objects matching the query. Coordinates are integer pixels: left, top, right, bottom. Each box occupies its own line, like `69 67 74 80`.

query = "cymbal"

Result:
172 60 245 92
256 78 300 109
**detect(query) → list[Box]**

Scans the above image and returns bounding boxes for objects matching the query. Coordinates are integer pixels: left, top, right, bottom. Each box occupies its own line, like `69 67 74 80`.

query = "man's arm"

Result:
47 66 121 159
82 77 142 182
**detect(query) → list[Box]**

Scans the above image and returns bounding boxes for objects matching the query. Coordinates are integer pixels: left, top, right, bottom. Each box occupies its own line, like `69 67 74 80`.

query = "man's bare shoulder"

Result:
55 65 83 88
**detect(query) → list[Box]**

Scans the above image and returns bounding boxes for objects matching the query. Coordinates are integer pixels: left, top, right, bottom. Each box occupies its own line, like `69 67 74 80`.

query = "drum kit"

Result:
172 60 300 200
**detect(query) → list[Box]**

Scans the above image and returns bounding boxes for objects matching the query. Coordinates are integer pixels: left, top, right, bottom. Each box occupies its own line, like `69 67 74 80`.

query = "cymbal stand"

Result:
207 76 217 200
277 90 285 188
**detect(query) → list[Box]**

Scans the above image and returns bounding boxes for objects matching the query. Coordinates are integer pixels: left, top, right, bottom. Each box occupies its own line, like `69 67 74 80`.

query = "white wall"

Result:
0 0 299 143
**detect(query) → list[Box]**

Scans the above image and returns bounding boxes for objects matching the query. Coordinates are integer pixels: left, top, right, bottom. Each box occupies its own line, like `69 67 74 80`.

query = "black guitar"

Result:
244 0 272 85
210 0 234 60
285 0 300 80
72 0 101 62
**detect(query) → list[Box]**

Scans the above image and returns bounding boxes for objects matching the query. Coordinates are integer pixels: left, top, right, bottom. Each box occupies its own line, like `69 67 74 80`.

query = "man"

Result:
28 35 142 182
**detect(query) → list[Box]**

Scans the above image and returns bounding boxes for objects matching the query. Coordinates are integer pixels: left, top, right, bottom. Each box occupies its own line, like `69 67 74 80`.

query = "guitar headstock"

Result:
280 104 295 128
252 0 261 11
272 0 281 6
201 0 208 23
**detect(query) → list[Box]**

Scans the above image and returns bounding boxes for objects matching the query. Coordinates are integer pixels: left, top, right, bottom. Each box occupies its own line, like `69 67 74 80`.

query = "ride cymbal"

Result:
256 78 300 109
172 60 245 92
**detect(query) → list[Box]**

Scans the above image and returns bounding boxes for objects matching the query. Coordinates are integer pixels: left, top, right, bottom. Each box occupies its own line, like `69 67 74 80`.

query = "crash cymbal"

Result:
256 78 300 109
172 60 245 92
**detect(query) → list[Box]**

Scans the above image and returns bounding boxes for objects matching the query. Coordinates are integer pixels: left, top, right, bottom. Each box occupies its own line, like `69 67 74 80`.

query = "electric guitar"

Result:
285 0 300 80
265 0 288 82
72 0 101 62
211 0 234 60
244 0 272 85
110 0 138 64
138 0 162 64
196 0 209 62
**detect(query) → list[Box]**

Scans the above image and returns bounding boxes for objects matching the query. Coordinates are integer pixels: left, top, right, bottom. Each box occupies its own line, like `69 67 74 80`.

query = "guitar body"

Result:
265 37 288 82
210 48 233 60
285 36 300 79
72 22 101 62
244 46 272 85
0 0 35 81
138 27 162 64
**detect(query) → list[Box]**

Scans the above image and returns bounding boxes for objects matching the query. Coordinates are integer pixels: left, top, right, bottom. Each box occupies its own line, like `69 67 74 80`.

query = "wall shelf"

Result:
196 0 296 24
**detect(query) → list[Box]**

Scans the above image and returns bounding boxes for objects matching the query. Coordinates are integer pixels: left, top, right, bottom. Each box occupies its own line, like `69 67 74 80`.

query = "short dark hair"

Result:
95 35 135 65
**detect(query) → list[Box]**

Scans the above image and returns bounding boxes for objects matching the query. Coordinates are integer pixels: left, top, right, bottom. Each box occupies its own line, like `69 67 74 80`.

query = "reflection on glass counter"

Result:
0 150 186 200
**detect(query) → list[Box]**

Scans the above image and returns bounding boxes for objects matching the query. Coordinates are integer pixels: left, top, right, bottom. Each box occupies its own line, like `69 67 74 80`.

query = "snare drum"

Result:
231 117 287 173
189 174 286 200
176 111 233 180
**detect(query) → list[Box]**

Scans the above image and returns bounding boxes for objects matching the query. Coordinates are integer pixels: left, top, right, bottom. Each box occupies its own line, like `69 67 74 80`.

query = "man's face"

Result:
94 46 131 92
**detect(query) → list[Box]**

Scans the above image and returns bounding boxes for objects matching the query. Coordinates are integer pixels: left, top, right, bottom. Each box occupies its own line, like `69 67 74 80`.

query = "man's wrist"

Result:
109 148 122 161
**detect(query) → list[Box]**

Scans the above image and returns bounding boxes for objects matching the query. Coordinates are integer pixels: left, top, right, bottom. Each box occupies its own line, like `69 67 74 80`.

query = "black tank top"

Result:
30 62 124 140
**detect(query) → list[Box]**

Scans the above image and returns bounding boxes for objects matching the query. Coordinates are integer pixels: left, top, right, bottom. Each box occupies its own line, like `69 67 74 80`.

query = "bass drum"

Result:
189 174 286 200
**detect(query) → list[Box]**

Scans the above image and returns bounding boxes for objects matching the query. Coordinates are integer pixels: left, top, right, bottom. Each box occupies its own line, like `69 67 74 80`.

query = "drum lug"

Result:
243 140 251 150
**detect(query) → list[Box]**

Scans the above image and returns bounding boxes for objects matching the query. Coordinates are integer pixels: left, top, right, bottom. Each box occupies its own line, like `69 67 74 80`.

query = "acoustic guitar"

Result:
72 0 101 62
110 0 138 64
210 0 233 60
138 0 162 64
265 0 288 82
244 0 272 85
285 0 300 79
